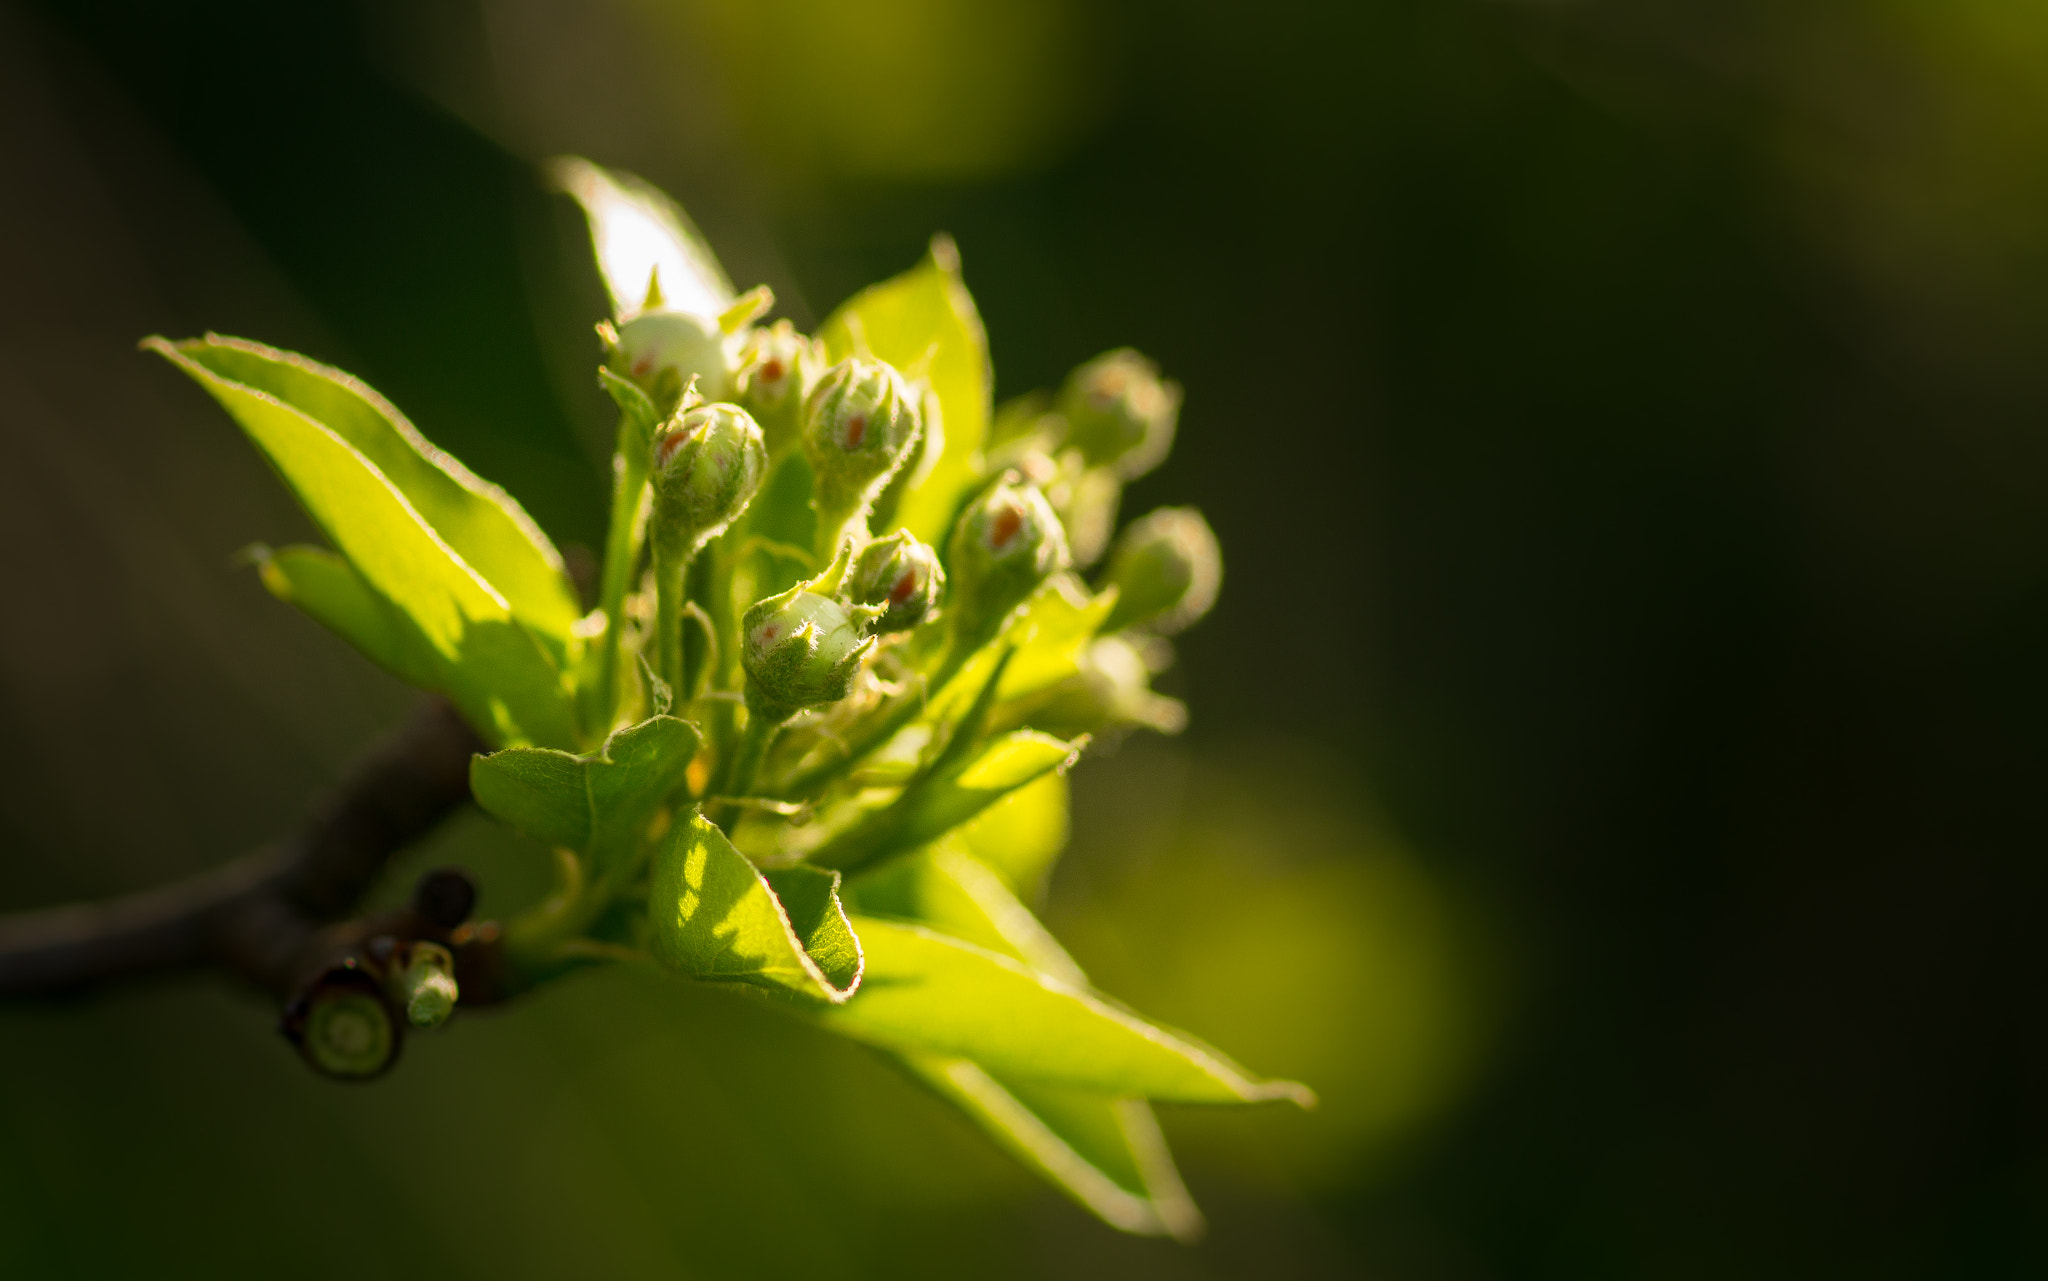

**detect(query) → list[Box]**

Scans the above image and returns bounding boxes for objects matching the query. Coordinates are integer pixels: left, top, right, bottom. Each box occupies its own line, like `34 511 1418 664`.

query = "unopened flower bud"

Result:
1100 506 1221 635
741 585 882 720
612 311 735 411
947 479 1069 649
1057 348 1181 478
651 400 768 552
389 941 459 1030
733 320 820 458
1056 467 1123 569
802 357 924 552
848 529 944 634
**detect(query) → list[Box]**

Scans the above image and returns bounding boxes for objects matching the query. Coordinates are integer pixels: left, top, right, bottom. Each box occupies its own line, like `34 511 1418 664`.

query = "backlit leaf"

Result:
809 730 1080 870
170 335 581 657
821 918 1312 1103
648 814 861 1002
553 156 734 322
148 337 575 748
848 844 1197 1237
471 715 701 885
251 544 442 692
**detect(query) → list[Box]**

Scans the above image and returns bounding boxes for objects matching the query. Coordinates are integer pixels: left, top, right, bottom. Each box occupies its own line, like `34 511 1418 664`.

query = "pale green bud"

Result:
1057 348 1180 478
848 529 944 634
803 357 924 550
1100 506 1221 635
946 479 1069 649
651 400 768 552
612 311 735 412
389 941 459 1030
733 319 820 458
741 585 882 720
1056 466 1123 569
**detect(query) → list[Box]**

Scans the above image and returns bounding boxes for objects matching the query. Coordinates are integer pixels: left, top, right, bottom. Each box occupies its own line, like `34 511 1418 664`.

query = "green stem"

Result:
714 690 791 801
774 642 968 798
589 413 653 732
652 530 695 701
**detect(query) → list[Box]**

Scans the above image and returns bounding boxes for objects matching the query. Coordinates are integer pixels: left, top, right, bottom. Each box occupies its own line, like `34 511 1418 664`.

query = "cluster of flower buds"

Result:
604 293 1214 801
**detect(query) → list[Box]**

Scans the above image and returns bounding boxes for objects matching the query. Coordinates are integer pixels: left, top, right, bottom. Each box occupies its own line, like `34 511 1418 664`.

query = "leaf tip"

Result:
1260 1079 1319 1110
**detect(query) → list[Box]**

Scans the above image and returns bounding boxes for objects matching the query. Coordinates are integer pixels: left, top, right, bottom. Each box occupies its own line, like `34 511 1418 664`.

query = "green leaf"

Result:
147 337 576 748
821 918 1313 1103
846 841 1080 980
809 730 1081 871
902 1057 1202 1240
169 334 581 657
470 714 701 884
251 544 442 692
647 814 862 1002
552 156 735 322
763 865 863 993
819 237 989 545
847 844 1197 1236
952 772 1070 900
995 574 1119 702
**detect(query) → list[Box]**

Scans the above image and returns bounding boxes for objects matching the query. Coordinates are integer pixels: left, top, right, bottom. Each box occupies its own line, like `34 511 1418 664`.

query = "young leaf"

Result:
848 844 1197 1237
951 772 1070 900
847 840 1077 974
903 1056 1201 1240
250 544 443 692
169 335 581 656
551 156 735 322
147 338 576 748
820 918 1312 1104
994 574 1119 702
470 714 701 884
809 731 1081 871
763 865 862 994
818 237 989 545
647 814 861 1002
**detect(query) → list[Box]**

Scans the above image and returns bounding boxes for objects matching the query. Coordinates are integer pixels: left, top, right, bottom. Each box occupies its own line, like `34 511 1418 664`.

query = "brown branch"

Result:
0 699 484 998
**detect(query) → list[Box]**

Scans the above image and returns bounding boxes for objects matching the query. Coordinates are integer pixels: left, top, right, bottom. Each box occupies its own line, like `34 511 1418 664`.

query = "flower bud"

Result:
946 479 1070 649
733 320 820 458
651 400 768 552
848 529 944 634
612 311 735 411
1057 348 1181 478
741 585 881 719
1100 506 1221 635
1055 466 1123 569
802 357 924 551
389 941 459 1030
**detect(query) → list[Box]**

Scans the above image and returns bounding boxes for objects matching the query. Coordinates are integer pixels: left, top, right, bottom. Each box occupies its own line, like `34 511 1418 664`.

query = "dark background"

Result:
3 0 2045 1276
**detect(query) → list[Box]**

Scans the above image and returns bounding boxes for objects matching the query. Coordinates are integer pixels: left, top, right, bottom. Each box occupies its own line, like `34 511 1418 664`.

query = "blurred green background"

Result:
3 0 2045 1275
